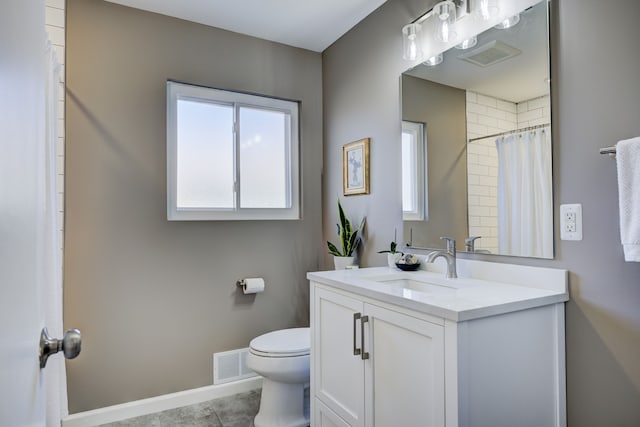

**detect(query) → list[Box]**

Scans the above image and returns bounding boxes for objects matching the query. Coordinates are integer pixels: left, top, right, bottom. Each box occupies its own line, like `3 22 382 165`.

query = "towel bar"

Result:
599 146 616 156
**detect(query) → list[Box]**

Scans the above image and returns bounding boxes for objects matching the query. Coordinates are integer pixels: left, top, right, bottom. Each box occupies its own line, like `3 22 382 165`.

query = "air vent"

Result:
213 347 257 385
458 40 521 67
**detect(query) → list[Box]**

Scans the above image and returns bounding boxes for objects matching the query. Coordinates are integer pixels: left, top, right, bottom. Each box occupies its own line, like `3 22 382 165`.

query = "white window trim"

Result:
167 81 300 221
402 121 428 221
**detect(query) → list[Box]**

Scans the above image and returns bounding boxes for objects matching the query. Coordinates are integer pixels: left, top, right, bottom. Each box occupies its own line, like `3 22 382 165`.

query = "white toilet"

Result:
247 327 310 427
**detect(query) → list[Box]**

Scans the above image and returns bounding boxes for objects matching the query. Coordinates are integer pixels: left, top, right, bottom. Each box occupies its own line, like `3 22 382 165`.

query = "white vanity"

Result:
307 259 568 427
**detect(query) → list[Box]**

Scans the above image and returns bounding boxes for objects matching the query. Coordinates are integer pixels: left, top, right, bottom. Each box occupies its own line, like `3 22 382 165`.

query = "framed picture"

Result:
343 138 370 196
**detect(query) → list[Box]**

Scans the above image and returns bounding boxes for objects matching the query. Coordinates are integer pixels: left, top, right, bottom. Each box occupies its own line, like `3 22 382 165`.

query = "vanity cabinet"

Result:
309 270 567 427
312 286 445 427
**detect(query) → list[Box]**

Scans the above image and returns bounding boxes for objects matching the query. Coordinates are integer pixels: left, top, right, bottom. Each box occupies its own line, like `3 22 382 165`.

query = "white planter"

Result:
387 253 402 268
333 256 356 270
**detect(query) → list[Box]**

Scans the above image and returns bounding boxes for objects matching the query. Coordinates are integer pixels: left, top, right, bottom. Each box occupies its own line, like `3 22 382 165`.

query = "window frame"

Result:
402 120 428 221
166 81 300 221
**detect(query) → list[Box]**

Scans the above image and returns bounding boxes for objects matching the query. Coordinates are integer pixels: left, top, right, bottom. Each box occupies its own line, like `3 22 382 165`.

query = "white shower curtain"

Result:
496 127 553 258
43 37 68 426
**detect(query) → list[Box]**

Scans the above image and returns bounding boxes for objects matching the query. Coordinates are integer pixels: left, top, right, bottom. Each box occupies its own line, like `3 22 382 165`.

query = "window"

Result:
402 121 427 221
167 81 300 220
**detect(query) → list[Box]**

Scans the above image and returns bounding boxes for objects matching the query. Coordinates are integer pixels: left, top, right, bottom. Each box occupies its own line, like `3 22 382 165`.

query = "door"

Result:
313 287 365 427
364 303 445 427
1 0 48 425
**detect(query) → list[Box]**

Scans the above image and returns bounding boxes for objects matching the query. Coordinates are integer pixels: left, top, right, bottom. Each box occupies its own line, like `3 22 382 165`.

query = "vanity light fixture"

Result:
474 0 499 21
433 1 458 42
424 53 444 66
494 14 521 29
402 23 423 60
455 36 478 49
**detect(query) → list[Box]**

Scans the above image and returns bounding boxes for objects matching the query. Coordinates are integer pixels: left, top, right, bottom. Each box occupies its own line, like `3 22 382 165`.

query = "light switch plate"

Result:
560 204 582 241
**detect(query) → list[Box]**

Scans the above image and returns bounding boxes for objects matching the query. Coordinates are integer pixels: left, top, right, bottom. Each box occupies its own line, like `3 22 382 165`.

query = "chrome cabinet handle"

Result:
39 327 82 369
360 315 369 360
353 313 361 356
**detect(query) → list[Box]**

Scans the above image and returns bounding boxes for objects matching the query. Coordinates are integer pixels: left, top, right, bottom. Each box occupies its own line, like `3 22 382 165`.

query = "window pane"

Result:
402 131 417 213
239 106 289 208
176 99 233 208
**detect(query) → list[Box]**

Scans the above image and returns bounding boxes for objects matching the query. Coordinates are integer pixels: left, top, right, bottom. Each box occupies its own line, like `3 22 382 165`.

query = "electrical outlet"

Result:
560 204 582 241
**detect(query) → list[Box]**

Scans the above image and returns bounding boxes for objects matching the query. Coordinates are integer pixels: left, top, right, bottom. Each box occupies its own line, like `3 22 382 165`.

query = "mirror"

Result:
401 0 552 259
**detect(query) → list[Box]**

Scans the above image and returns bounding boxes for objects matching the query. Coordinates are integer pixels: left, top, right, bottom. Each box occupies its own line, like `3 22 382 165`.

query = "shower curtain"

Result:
496 127 553 258
43 38 68 426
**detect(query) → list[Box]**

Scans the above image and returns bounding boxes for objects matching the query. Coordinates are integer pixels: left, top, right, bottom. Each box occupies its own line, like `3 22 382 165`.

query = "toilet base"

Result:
254 378 309 427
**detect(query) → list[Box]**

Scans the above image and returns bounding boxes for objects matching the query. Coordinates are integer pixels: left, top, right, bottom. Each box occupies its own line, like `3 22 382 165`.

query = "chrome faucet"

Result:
426 237 457 279
465 236 481 252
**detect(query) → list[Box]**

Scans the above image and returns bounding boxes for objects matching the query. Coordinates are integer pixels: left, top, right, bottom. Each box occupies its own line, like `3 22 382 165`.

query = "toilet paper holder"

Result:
237 277 265 294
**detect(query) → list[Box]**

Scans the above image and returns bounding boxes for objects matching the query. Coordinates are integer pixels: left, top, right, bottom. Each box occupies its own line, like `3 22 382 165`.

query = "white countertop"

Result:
307 262 569 321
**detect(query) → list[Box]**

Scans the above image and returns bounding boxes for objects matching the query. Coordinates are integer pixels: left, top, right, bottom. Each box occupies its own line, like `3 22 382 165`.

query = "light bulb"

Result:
434 1 457 43
494 14 521 29
402 23 422 60
424 53 443 67
455 36 478 50
475 0 499 21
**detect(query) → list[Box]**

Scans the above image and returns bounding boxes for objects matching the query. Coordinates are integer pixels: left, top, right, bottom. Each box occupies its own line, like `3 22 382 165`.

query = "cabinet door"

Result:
315 398 353 427
364 303 445 427
313 287 365 427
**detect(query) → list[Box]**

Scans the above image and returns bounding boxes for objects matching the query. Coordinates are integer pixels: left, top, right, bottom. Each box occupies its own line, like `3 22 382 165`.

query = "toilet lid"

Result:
249 327 310 357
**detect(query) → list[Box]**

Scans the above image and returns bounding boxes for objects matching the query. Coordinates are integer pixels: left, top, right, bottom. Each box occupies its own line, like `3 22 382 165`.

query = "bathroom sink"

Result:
364 274 458 295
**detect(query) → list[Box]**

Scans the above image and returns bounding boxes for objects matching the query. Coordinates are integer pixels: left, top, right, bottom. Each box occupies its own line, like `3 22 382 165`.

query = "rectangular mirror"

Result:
401 0 552 259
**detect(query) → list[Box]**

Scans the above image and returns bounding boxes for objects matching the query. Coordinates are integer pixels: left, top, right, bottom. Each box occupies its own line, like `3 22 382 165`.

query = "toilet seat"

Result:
249 327 310 358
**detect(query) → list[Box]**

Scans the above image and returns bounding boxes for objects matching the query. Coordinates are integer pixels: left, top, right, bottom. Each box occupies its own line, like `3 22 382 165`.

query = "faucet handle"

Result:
440 237 456 254
465 236 481 244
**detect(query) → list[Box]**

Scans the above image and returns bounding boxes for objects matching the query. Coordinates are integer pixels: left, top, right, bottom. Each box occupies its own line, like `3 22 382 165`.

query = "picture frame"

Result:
343 138 370 196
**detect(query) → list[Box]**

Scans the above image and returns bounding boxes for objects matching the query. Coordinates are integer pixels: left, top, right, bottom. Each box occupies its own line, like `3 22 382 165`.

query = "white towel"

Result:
616 136 640 261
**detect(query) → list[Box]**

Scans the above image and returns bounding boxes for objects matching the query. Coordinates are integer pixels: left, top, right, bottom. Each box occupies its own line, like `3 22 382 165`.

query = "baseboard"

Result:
61 376 263 427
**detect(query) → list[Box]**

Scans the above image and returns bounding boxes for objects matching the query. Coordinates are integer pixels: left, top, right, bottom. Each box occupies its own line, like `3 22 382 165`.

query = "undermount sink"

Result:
364 273 458 295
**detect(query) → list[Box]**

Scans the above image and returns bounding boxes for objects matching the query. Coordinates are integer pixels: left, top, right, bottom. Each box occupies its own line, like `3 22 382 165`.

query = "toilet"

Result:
247 327 310 427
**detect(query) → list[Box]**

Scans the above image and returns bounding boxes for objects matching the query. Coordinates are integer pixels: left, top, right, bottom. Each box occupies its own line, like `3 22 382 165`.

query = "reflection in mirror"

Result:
401 0 552 259
402 121 427 221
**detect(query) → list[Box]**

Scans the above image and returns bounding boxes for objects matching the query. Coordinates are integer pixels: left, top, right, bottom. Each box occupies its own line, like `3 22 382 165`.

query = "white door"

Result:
1 0 48 425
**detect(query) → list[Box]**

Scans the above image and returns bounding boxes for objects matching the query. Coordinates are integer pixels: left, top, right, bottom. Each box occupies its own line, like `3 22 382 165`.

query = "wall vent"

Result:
458 40 521 67
213 347 257 385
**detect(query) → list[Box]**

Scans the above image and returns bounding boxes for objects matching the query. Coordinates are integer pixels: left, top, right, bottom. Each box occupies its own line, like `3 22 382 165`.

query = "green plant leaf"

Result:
327 241 342 257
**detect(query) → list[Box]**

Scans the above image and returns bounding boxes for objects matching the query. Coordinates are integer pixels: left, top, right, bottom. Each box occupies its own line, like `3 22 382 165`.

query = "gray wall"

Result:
65 0 323 412
401 74 467 248
323 0 640 425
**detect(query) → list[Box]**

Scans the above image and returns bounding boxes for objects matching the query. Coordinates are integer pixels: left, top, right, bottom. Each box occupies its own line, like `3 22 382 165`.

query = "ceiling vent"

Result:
458 40 521 67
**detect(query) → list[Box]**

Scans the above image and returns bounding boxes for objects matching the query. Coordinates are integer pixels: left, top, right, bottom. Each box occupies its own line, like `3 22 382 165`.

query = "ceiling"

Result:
104 0 388 52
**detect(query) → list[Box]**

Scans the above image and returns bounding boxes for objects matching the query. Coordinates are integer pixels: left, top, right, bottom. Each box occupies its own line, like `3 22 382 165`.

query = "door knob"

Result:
39 327 81 369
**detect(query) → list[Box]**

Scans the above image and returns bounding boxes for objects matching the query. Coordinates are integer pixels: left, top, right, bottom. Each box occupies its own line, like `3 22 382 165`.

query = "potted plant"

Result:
327 199 366 269
378 241 404 268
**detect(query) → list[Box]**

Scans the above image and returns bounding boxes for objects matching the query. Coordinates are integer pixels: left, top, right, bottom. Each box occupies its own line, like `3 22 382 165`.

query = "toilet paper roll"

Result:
241 277 265 294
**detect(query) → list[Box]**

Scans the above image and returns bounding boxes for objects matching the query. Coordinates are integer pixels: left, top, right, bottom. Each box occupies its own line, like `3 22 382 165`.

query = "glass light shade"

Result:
494 14 521 29
455 36 478 49
402 23 422 60
433 1 457 43
423 53 443 67
474 0 499 21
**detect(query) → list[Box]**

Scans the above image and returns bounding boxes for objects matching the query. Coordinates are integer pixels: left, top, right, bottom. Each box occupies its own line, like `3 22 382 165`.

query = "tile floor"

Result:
98 389 261 427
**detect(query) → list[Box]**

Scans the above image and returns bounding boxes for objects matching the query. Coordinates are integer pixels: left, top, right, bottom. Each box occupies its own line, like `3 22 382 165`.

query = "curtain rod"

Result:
468 123 551 143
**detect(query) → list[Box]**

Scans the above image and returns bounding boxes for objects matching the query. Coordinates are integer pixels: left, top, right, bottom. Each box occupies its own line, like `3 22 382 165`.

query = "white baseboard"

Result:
61 377 263 427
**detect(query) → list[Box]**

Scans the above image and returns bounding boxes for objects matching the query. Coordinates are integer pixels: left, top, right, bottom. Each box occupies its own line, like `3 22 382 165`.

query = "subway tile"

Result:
479 196 496 207
46 0 66 9
485 106 506 120
46 7 65 28
466 91 477 103
518 108 543 122
467 122 488 136
527 95 550 110
467 102 488 115
478 175 497 186
496 99 517 113
468 185 489 196
47 26 65 46
476 94 498 108
517 102 528 114
478 115 498 127
466 112 478 124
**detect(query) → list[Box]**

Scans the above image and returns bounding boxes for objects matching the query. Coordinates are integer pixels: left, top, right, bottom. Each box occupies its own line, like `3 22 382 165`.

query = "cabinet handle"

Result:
360 315 369 360
353 313 361 356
